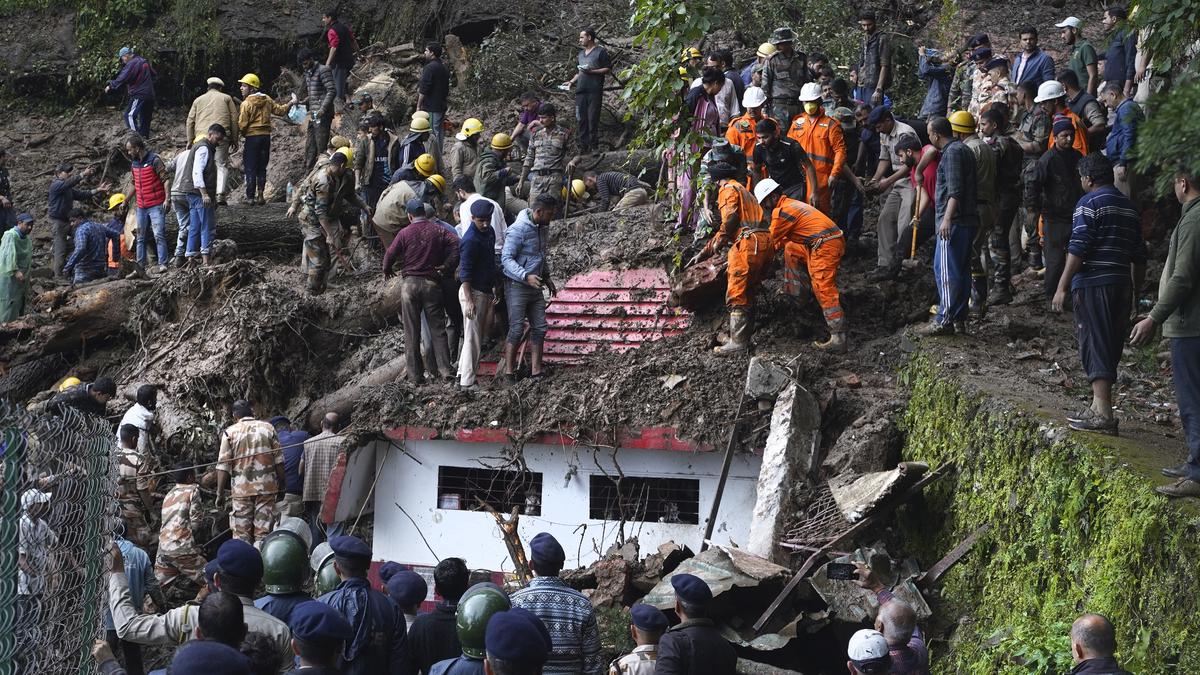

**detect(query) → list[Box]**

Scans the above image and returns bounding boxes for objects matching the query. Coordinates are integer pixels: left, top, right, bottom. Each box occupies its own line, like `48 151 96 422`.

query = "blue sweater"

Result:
1106 98 1142 167
458 223 497 292
108 54 156 99
918 56 951 118
1068 185 1146 289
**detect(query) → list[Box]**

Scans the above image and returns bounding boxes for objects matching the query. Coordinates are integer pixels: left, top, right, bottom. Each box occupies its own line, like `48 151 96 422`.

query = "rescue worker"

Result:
238 73 294 205
395 114 432 181
750 118 815 202
762 27 809 126
287 600 355 675
680 47 703 80
429 583 512 675
0 213 33 322
298 49 337 170
255 527 312 625
1032 117 1084 298
318 536 409 674
952 110 996 317
1034 79 1089 155
448 118 484 185
656 574 736 675
186 77 239 205
583 171 650 212
500 195 560 382
106 47 156 138
741 43 776 89
383 568 428 628
183 123 228 266
609 604 668 675
214 399 285 546
63 207 119 284
296 150 367 294
788 82 847 215
104 192 130 272
866 107 920 280
116 423 156 549
476 133 522 220
980 107 1023 305
357 113 400 209
373 173 438 249
154 464 206 590
124 135 170 270
48 163 109 277
725 86 775 160
756 178 847 352
690 161 772 355
521 103 573 202
1014 80 1050 272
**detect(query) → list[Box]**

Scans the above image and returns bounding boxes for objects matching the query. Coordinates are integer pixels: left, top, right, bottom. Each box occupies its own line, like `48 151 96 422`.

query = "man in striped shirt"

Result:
1052 153 1146 436
510 533 602 674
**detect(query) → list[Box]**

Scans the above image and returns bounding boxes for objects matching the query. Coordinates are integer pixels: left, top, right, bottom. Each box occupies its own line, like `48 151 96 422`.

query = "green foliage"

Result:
596 605 636 656
1132 81 1200 195
1131 0 1200 74
899 356 1200 674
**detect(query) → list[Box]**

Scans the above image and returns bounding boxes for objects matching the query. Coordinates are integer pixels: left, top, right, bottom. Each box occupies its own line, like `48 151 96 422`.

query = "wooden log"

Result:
304 353 407 429
669 258 727 310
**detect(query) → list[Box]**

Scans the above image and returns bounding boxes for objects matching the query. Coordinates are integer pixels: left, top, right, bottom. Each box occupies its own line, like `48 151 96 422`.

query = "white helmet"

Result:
1034 80 1066 103
742 86 767 109
798 82 823 102
753 178 782 204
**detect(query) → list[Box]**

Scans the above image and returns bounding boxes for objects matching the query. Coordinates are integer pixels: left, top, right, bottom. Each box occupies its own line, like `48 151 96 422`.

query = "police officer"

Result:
761 27 809 126
255 525 313 625
482 608 552 675
318 536 409 674
609 604 668 674
655 574 736 675
170 640 252 675
430 583 512 675
287 600 355 674
383 567 428 628
520 103 573 201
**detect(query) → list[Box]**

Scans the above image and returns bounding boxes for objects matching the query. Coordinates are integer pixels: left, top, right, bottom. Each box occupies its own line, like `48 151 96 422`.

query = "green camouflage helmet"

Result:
456 584 512 659
261 529 310 594
315 551 341 596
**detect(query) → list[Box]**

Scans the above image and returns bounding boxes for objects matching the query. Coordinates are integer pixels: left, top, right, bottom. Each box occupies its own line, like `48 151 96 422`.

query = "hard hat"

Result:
1034 79 1067 103
414 153 436 177
456 584 512 659
330 135 351 150
560 178 588 201
678 66 691 82
756 43 778 59
948 110 977 133
490 133 514 151
336 146 354 164
58 376 82 392
456 118 484 141
742 86 767 109
412 111 431 122
798 82 824 102
410 116 432 133
314 551 340 596
259 529 310 594
108 193 127 210
680 47 702 62
426 174 446 195
310 541 333 572
238 73 261 89
753 178 782 203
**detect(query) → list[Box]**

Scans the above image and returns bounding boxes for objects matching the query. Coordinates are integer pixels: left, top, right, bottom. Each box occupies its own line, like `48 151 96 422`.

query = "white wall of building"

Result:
368 438 762 571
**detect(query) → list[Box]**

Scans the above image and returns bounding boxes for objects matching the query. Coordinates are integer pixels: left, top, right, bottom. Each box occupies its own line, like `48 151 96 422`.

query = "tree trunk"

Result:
304 353 407 428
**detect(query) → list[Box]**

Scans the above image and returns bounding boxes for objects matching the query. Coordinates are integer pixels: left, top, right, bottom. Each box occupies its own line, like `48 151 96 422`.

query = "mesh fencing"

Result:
1 400 118 675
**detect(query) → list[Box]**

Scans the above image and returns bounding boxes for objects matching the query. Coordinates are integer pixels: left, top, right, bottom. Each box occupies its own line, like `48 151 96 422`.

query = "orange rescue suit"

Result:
713 179 772 308
768 195 845 328
786 111 846 215
725 113 779 158
1046 108 1090 156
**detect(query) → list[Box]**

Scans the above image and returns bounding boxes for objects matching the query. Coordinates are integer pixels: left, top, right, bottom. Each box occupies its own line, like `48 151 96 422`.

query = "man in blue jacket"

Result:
106 47 156 138
1102 81 1142 198
500 193 559 383
1011 27 1056 88
48 164 110 277
63 208 120 285
318 536 409 675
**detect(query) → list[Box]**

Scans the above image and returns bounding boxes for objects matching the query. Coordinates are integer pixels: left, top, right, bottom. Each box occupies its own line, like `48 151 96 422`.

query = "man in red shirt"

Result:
323 9 358 104
896 134 939 265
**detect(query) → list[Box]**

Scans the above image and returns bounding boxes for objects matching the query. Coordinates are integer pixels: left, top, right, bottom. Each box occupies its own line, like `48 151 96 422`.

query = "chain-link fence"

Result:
1 400 117 675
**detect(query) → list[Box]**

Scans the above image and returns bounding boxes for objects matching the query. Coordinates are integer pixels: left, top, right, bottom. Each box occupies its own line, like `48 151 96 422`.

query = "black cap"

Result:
537 102 557 117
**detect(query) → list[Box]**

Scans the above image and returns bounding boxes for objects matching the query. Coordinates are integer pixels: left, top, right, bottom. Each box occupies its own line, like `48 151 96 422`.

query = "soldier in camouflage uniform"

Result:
1013 80 1051 270
215 399 285 546
762 27 809 127
521 103 573 202
155 464 207 588
116 423 156 549
296 150 367 294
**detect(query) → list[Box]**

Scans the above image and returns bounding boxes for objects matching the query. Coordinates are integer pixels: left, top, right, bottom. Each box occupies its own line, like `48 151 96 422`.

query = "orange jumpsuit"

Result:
711 179 771 308
786 111 846 215
1045 107 1090 156
725 113 779 158
768 196 845 330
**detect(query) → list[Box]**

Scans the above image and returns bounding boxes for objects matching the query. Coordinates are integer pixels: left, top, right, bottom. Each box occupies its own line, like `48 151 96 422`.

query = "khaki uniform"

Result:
763 51 808 125
523 125 572 200
155 484 206 587
610 644 658 675
116 445 156 549
298 169 339 294
216 417 283 545
373 180 419 249
447 138 480 184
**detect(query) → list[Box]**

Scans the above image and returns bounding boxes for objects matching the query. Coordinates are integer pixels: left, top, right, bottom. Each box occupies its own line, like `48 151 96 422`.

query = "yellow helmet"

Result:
414 153 436 177
756 43 778 59
678 66 691 81
561 179 588 201
58 376 82 392
949 110 977 133
238 73 261 89
108 193 127 210
426 174 446 195
490 133 514 151
336 146 354 164
330 135 351 149
680 47 702 62
457 118 484 140
193 134 206 145
412 111 431 121
410 116 432 133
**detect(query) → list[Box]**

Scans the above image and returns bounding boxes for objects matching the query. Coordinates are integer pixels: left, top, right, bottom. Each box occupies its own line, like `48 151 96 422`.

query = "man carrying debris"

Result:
238 73 294 205
106 47 156 138
522 104 573 204
511 533 601 674
447 118 484 186
48 163 109 277
0 213 34 322
186 77 239 205
691 161 771 355
384 198 460 384
298 49 337 170
609 604 667 675
756 178 847 352
500 194 559 381
583 170 650 213
154 463 206 589
215 399 285 547
656 574 736 675
125 135 171 271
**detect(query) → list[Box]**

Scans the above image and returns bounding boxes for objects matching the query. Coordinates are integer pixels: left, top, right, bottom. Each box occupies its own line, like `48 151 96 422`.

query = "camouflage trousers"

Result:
119 499 153 549
301 223 331 295
529 170 564 203
155 548 207 587
230 494 277 546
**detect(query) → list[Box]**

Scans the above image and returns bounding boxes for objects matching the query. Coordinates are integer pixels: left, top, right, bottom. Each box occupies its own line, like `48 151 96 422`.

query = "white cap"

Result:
1055 16 1082 29
742 86 767 109
753 178 781 204
21 489 50 510
1034 79 1067 103
798 82 823 102
847 628 890 661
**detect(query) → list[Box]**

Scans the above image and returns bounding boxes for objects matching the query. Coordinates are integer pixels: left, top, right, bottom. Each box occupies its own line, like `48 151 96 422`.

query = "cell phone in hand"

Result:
826 562 858 580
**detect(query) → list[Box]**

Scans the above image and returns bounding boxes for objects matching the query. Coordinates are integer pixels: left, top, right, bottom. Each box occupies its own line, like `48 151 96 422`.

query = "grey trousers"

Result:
876 182 915 269
51 217 70 277
401 276 451 382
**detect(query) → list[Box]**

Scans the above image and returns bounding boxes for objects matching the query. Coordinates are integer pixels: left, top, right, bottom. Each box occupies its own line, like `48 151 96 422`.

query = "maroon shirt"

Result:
382 217 460 281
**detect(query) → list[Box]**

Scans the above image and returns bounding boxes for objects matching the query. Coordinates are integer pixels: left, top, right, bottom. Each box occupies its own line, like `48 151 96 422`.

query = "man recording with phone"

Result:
852 561 930 675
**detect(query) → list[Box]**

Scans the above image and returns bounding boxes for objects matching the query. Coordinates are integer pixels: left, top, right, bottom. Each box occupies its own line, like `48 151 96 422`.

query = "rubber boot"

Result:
814 331 847 353
714 310 750 356
256 188 266 206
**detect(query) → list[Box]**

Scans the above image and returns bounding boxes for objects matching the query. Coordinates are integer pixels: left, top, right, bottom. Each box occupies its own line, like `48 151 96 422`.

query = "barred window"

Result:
436 466 543 515
588 475 701 524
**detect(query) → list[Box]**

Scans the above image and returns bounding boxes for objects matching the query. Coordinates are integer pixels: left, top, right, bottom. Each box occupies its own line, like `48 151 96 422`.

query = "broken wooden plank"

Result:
916 522 990 591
